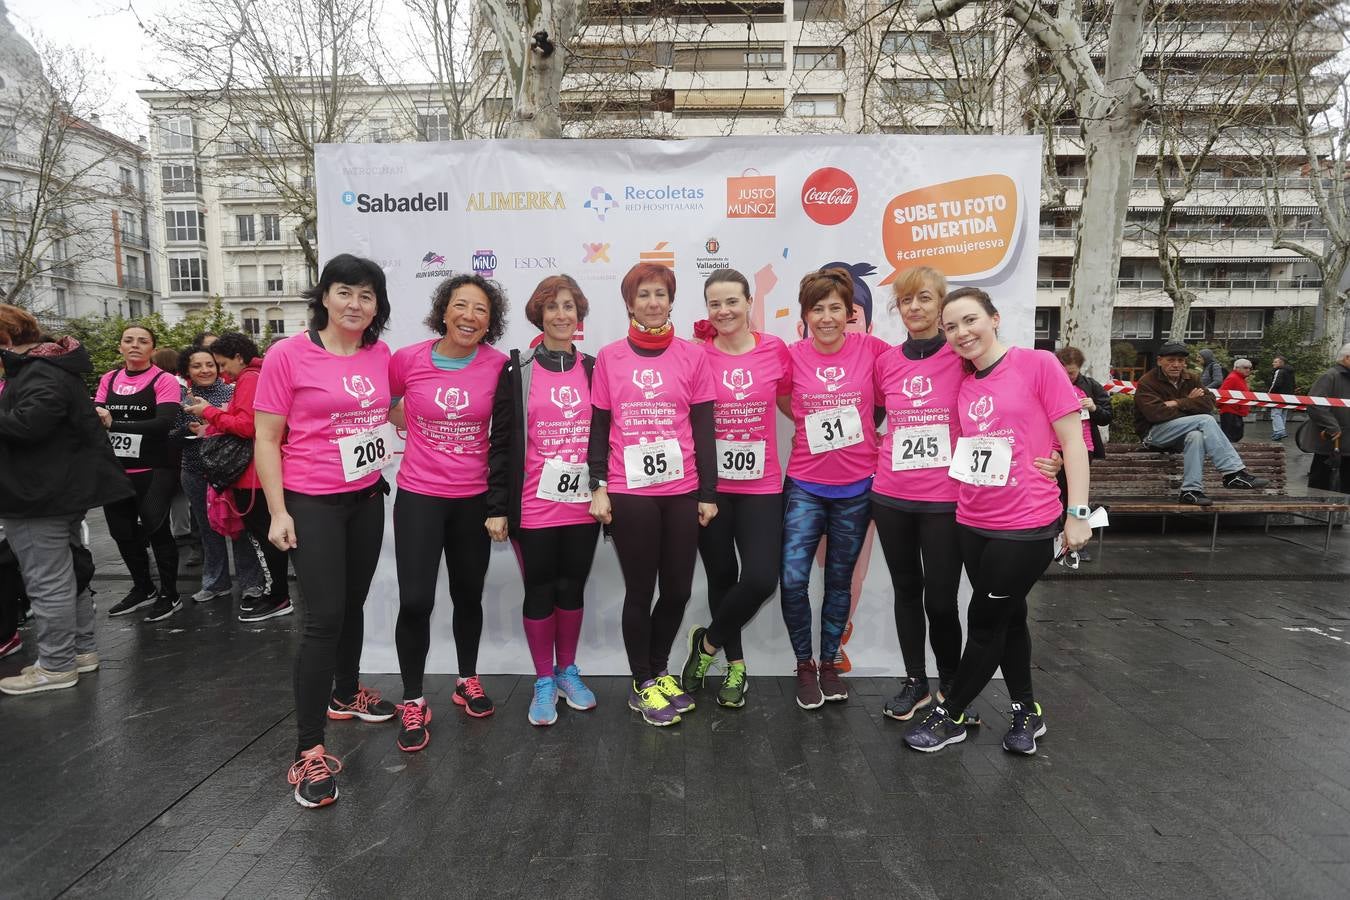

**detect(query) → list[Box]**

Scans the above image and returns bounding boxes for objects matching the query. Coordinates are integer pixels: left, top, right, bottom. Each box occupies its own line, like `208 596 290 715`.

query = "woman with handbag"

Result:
185 332 293 622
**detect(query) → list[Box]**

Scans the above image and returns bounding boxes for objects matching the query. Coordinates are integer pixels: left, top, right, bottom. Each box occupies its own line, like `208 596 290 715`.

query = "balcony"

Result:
224 280 299 297
49 264 75 280
0 149 41 169
217 185 287 204
120 230 149 249
122 272 152 293
1036 276 1323 309
220 230 292 249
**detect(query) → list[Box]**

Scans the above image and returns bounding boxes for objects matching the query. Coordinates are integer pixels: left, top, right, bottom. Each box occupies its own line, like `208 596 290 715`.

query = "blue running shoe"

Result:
904 705 968 753
1002 701 1046 755
554 664 597 711
529 676 559 726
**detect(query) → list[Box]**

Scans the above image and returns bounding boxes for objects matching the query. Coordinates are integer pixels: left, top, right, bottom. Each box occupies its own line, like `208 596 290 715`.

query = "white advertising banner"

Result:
315 134 1041 675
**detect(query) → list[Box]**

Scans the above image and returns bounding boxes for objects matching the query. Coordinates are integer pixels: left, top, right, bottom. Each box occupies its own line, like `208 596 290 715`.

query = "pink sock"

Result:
554 607 584 670
522 614 556 678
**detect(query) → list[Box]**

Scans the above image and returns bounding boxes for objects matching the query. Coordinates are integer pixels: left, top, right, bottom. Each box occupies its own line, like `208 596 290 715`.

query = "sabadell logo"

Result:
800 168 858 226
343 190 450 213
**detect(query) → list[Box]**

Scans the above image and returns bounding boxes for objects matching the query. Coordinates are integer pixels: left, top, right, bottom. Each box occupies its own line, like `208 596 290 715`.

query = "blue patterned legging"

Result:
779 479 872 662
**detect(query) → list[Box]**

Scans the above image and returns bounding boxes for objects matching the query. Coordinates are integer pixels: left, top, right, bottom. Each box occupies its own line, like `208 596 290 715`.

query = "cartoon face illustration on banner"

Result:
880 174 1021 284
343 374 377 408
723 367 753 399
551 385 583 418
968 395 995 431
434 386 471 418
632 368 664 399
816 366 846 392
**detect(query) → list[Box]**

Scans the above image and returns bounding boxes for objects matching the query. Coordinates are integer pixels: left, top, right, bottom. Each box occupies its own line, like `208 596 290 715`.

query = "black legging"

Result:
103 468 180 598
394 489 491 698
0 553 24 638
287 483 385 753
515 522 600 619
234 487 290 601
942 527 1054 717
609 491 700 683
696 491 782 661
871 502 963 683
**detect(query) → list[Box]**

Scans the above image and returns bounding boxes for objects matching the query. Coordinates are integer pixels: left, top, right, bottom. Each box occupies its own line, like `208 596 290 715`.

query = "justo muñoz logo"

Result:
800 167 858 226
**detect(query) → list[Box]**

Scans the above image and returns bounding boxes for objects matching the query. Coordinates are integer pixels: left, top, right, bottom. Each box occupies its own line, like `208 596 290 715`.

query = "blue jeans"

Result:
1271 407 1287 438
1143 414 1246 492
181 467 265 594
780 481 871 662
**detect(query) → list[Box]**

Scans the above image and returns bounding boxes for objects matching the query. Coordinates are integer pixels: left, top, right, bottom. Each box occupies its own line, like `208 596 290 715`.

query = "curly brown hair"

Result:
424 273 509 345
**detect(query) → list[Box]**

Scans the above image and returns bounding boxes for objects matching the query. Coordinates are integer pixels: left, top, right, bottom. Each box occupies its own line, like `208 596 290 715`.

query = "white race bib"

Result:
108 432 143 460
804 405 863 455
716 439 766 481
1079 407 1091 421
537 458 590 503
890 424 952 472
623 438 684 489
948 436 1013 487
337 423 396 483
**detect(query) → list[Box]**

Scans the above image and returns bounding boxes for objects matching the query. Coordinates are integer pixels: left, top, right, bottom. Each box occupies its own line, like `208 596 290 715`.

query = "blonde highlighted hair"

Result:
890 266 948 313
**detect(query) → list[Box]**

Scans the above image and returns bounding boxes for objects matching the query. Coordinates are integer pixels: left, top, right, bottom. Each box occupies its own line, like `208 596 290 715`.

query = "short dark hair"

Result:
301 253 390 347
621 263 677 309
703 268 751 302
177 345 216 378
210 331 261 364
424 273 509 345
525 274 589 330
942 286 999 318
1056 346 1086 368
151 347 178 372
798 268 854 323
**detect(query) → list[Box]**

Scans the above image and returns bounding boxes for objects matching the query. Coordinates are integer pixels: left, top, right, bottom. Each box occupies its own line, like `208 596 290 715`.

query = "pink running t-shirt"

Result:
391 339 506 499
872 342 964 504
95 366 182 474
704 333 791 495
1071 383 1096 452
253 332 392 495
521 359 594 529
783 331 889 485
953 346 1082 531
591 337 715 496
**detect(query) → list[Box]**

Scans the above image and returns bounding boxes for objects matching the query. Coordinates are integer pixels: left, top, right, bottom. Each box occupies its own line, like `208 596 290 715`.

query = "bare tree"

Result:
398 0 507 140
477 0 585 139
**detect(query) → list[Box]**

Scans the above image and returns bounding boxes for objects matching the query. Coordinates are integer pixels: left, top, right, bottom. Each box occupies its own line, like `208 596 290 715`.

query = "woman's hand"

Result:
589 486 612 525
183 395 209 417
485 516 508 542
95 406 112 429
269 511 298 551
1080 396 1097 413
1063 516 1092 552
698 501 718 527
1033 451 1063 480
188 422 205 437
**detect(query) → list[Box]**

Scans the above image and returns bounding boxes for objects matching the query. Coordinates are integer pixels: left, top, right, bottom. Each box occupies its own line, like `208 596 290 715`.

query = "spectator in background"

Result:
1269 356 1295 441
1218 358 1253 444
152 346 196 557
1199 349 1225 390
1055 346 1112 562
1306 343 1350 493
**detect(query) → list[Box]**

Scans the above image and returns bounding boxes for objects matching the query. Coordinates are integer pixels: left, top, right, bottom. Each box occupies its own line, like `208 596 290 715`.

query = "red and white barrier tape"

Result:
1103 379 1349 411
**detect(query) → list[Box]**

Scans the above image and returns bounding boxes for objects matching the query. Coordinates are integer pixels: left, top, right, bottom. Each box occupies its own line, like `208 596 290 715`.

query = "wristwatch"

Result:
589 477 607 491
1065 505 1091 520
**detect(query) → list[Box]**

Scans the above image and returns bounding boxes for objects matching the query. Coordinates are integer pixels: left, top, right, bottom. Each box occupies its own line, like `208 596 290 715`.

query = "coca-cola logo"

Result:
801 167 858 226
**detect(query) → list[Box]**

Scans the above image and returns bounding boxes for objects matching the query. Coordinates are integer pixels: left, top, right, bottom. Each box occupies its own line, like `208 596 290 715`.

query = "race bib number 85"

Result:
623 438 684 489
337 423 396 483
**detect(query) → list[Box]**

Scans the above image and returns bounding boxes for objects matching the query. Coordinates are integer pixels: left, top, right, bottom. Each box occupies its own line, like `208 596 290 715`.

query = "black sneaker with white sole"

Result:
108 587 157 617
883 677 932 721
1002 701 1047 755
239 597 293 623
1179 489 1213 506
1222 470 1269 489
143 595 182 622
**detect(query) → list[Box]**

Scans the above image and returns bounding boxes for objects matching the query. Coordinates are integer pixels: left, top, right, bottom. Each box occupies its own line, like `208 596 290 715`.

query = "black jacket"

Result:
1306 363 1350 456
486 346 595 537
1072 373 1113 460
1270 365 1296 395
0 338 135 518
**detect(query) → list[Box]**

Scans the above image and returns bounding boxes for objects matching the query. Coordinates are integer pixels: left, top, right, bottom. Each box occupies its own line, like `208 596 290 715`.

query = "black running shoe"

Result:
143 595 181 622
1002 701 1047 755
883 677 932 721
288 745 341 809
1179 489 1213 506
109 587 156 617
239 597 293 623
934 682 980 725
396 700 432 752
904 705 968 753
1222 470 1269 489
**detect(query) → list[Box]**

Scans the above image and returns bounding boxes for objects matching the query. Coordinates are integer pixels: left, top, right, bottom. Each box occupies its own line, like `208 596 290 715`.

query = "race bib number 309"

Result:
716 439 766 481
337 423 397 483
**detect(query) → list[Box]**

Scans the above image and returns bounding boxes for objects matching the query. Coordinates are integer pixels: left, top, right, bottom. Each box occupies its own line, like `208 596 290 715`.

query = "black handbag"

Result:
199 433 254 491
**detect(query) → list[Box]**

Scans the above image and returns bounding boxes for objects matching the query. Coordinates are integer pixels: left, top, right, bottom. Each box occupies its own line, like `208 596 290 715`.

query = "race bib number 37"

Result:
890 424 951 472
623 438 684 489
948 436 1013 487
108 432 143 460
804 405 863 455
337 423 397 483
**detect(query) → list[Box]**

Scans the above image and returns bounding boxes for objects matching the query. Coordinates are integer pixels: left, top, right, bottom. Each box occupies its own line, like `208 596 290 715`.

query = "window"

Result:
483 54 505 75
236 214 256 242
261 214 281 242
1214 309 1265 339
165 209 204 242
0 178 20 206
119 167 134 189
1034 309 1052 340
238 264 257 293
129 298 143 318
264 265 283 293
1111 308 1155 340
0 228 19 260
418 113 451 142
161 164 198 194
794 48 842 70
54 287 67 317
1184 310 1207 340
745 49 784 68
125 255 140 279
241 308 261 336
369 118 390 142
161 116 194 152
267 307 286 334
169 257 208 293
255 124 275 152
121 210 139 238
790 94 842 117
882 78 963 102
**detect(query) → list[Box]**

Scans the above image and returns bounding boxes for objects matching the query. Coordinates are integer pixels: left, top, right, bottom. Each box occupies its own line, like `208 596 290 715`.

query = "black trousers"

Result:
234 487 290 601
609 491 700 684
515 522 600 620
696 491 782 661
394 489 491 698
287 482 386 752
871 502 963 683
103 468 180 598
942 527 1054 717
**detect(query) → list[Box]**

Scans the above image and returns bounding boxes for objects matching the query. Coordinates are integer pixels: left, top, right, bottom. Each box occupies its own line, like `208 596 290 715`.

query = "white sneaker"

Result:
75 652 100 673
0 664 78 695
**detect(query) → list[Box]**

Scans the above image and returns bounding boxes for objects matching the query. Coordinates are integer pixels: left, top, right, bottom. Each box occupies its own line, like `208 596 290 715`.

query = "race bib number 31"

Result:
537 459 591 503
716 439 766 481
804 405 863 455
337 423 397 483
109 432 143 460
623 438 684 489
890 424 951 472
948 436 1013 487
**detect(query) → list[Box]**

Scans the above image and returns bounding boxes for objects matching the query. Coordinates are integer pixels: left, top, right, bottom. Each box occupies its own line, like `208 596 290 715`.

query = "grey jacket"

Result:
1306 363 1350 455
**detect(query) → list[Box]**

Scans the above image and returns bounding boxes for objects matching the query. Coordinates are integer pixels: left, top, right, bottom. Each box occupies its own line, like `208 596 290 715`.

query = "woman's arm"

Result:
254 411 295 550
1052 412 1092 550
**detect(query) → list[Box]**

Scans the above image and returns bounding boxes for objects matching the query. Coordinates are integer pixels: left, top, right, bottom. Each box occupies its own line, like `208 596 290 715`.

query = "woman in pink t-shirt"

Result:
779 268 889 711
904 287 1091 758
96 324 184 623
254 254 399 809
486 275 601 727
677 268 791 710
387 273 508 750
588 263 718 727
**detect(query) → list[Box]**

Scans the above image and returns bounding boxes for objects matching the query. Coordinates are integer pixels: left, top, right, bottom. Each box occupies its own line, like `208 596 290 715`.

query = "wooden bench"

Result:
1091 441 1350 552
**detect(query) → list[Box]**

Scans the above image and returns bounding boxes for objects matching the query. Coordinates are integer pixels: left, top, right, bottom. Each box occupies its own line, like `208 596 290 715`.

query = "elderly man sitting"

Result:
1133 342 1268 506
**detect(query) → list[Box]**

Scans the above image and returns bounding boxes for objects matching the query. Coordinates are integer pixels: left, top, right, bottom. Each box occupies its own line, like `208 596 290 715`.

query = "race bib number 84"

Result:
537 458 591 503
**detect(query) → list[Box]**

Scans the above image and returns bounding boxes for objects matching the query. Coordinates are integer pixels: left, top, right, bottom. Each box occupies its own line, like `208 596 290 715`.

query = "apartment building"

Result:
0 7 159 326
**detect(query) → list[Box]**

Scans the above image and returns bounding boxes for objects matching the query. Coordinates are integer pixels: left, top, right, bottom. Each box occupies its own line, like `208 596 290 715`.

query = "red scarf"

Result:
628 318 673 351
